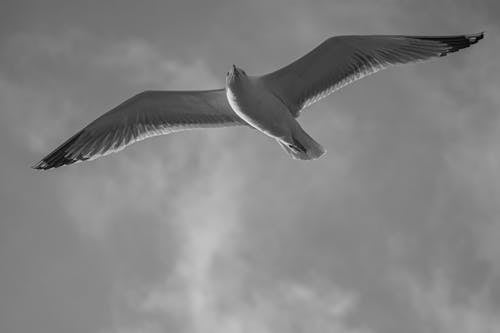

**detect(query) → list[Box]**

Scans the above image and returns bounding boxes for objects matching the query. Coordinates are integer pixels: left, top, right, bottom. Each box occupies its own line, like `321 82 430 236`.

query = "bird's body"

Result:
33 32 484 169
226 69 325 159
226 71 289 139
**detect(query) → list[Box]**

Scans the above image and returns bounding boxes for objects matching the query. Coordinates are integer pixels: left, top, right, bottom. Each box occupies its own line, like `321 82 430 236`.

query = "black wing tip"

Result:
413 32 484 56
31 156 81 170
31 160 50 170
463 31 485 45
31 130 86 170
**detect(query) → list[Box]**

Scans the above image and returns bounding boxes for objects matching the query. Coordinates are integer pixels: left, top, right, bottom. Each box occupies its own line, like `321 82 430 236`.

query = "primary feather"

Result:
261 33 484 116
32 90 245 169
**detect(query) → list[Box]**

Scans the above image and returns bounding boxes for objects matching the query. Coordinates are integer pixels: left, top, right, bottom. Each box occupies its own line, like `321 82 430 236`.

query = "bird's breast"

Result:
226 80 293 138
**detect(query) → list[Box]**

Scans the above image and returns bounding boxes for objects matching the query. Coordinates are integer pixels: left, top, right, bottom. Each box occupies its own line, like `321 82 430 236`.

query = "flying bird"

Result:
33 32 484 169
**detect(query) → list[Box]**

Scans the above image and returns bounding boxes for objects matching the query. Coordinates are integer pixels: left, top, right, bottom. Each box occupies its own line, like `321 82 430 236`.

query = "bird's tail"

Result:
278 129 326 160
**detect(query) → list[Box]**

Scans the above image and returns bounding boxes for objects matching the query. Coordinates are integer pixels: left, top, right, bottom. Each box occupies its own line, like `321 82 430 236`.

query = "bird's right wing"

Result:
33 89 246 169
261 33 484 116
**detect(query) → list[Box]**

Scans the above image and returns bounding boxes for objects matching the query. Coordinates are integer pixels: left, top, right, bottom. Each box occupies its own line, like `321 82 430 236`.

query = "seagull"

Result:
33 32 484 169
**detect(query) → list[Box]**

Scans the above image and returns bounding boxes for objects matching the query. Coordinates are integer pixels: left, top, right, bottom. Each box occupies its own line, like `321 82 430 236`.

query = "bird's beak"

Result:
231 64 239 77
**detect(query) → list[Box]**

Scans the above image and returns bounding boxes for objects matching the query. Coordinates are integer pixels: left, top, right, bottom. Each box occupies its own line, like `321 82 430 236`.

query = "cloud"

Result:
99 322 164 333
93 39 221 89
404 272 500 333
0 77 76 153
138 269 365 333
109 133 364 333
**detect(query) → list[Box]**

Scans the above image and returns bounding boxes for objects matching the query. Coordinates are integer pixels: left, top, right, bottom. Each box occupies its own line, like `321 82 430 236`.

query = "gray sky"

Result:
1 1 499 332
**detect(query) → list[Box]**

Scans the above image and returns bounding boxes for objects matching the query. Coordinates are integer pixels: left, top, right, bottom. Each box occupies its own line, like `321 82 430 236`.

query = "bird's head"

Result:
226 64 247 87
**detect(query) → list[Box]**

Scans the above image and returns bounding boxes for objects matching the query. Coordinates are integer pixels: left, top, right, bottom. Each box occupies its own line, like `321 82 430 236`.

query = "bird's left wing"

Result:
33 89 245 169
260 33 484 116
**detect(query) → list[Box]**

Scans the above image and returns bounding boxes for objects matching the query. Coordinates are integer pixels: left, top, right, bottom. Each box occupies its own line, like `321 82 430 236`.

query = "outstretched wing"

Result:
33 89 245 169
261 32 484 116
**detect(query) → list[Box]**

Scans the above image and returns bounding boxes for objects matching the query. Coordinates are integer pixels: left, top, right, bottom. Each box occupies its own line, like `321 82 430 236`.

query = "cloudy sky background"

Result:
1 1 499 332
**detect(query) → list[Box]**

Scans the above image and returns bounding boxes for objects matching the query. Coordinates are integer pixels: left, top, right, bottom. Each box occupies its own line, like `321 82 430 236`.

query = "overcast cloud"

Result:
0 1 499 333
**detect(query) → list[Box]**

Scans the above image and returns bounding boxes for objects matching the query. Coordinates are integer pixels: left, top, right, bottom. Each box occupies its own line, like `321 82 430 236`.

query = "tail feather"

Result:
278 130 326 160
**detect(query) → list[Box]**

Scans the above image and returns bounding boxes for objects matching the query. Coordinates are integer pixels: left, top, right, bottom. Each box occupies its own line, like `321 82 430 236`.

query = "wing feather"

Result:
33 89 245 169
261 33 484 115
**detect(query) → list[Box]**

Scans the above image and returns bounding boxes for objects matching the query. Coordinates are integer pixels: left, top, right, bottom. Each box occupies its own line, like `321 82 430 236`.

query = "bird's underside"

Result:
33 32 484 170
